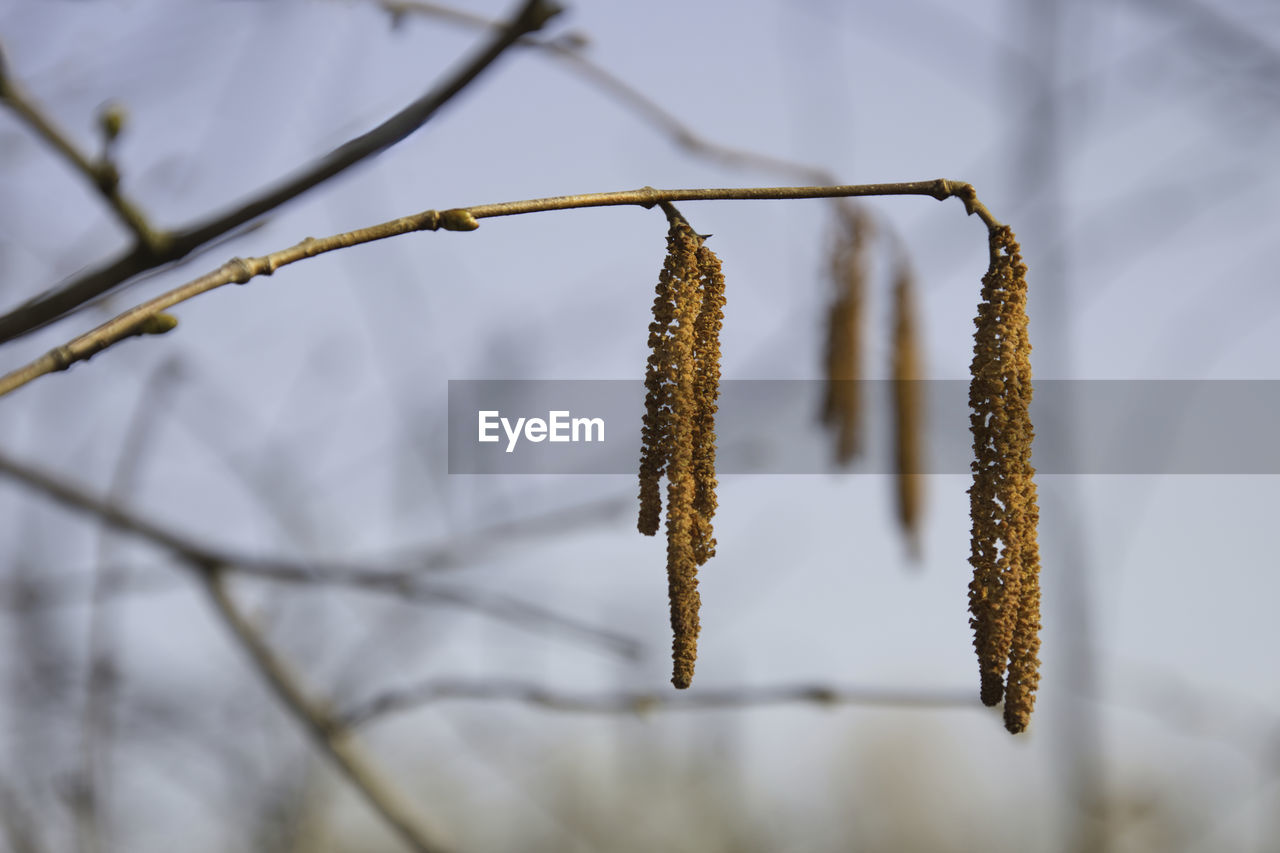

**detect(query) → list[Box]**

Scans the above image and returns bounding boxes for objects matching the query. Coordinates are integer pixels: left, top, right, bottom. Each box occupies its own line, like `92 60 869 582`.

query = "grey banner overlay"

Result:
447 380 1280 474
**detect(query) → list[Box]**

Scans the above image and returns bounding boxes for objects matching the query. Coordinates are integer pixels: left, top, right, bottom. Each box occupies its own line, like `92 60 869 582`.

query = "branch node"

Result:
952 182 979 216
226 257 255 284
416 210 441 232
50 345 75 372
638 186 660 209
93 161 120 194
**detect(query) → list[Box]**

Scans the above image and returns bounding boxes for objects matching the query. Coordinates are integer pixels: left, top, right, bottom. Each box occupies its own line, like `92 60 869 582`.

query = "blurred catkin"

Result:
967 225 1041 732
890 259 924 559
638 212 726 689
821 208 872 465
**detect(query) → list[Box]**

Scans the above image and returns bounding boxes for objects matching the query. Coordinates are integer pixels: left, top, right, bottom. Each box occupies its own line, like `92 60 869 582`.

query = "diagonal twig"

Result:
0 48 160 251
0 0 562 344
379 0 839 185
201 568 449 853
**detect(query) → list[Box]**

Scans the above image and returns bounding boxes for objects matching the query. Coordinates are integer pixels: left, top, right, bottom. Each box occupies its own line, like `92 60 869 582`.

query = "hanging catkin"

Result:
690 242 725 567
890 258 925 559
638 212 725 689
821 208 872 465
967 225 1041 733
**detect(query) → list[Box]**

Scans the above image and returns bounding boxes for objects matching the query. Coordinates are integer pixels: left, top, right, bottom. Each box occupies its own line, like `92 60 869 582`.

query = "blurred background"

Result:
1 1 1278 851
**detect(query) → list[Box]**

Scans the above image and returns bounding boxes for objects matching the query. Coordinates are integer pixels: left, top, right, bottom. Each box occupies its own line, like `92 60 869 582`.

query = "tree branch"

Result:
0 449 643 657
0 178 999 399
0 49 161 252
339 677 981 728
0 0 562 344
201 568 450 853
380 0 839 185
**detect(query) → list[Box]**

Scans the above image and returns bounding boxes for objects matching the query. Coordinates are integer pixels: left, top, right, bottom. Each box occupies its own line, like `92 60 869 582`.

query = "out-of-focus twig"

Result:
0 449 643 657
75 360 178 853
0 457 458 852
340 677 981 728
0 0 562 343
0 48 160 251
0 568 180 611
201 568 449 853
379 0 839 185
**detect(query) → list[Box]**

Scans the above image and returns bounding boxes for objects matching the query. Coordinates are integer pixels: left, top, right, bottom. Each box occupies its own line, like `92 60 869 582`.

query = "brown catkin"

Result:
821 208 872 465
690 243 725 567
637 211 725 689
967 225 1040 732
639 221 700 536
1002 481 1041 733
664 222 704 689
890 259 925 559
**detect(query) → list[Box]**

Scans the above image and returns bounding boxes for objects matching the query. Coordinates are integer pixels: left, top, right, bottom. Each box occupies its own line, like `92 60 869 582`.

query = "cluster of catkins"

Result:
637 210 725 689
635 205 1040 734
821 206 924 554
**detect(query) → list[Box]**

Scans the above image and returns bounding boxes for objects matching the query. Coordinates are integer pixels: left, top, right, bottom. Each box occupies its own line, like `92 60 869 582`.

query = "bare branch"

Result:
0 178 999 399
0 452 647 853
340 677 981 728
380 0 838 185
0 0 563 344
75 361 176 852
0 450 643 658
0 51 161 251
201 569 449 853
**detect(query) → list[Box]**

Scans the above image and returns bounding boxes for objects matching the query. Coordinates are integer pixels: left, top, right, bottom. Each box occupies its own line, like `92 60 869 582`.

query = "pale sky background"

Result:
1 1 1278 851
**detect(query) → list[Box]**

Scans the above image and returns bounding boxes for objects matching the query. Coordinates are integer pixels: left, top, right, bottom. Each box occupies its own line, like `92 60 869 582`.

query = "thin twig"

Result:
0 449 641 657
0 569 180 611
340 677 981 728
201 568 450 853
0 179 998 399
0 55 160 251
381 0 838 185
75 361 175 853
0 0 562 343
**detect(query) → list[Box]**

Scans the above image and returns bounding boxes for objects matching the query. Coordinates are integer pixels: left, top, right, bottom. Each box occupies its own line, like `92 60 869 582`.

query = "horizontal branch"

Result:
0 449 641 657
0 178 999 399
0 0 561 344
340 677 982 728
